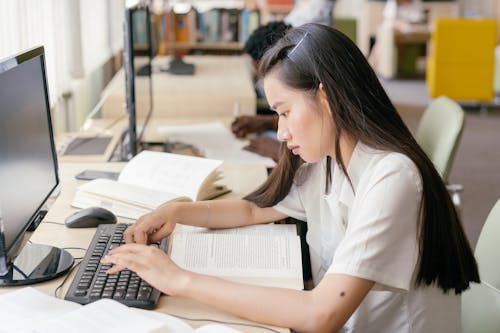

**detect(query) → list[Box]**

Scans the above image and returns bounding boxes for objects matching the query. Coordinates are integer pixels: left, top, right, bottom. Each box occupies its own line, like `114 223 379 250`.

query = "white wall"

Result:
64 0 125 131
462 0 496 18
80 0 114 75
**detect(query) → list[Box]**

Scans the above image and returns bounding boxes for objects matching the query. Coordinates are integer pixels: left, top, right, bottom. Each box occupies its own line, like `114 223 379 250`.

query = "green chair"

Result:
415 96 465 209
416 96 465 182
334 17 357 45
461 198 500 333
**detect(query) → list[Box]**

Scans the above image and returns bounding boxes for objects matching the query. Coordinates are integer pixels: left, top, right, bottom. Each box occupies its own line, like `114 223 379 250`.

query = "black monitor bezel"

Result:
0 46 60 262
123 7 138 158
122 4 154 160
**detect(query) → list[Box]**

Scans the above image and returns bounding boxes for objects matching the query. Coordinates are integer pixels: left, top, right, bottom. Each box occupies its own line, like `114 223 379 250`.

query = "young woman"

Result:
103 24 479 332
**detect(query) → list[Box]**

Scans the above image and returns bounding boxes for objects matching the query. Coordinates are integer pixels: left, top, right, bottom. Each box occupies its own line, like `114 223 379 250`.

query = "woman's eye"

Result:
278 111 289 117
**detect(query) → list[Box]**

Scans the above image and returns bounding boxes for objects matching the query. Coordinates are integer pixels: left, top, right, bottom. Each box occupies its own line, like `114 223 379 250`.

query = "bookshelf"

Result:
153 1 261 55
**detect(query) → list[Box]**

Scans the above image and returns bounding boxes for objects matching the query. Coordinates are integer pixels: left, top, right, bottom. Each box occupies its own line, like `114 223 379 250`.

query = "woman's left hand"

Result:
101 243 189 296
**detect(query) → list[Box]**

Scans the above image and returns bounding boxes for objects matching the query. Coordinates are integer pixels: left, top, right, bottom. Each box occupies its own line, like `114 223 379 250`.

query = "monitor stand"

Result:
0 244 74 286
136 63 151 76
160 56 195 75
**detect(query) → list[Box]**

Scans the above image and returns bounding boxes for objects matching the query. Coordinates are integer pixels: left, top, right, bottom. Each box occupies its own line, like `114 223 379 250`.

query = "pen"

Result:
0 214 8 276
233 102 241 119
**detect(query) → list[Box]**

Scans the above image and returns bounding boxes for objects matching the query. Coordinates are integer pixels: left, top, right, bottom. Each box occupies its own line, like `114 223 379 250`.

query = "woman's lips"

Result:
288 145 300 155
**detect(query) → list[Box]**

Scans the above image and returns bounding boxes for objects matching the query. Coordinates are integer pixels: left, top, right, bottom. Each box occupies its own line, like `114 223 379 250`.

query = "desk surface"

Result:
102 55 256 118
1 162 293 332
58 117 274 167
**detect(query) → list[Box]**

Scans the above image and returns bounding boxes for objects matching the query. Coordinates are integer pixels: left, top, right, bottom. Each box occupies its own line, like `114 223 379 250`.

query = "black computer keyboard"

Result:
65 223 168 309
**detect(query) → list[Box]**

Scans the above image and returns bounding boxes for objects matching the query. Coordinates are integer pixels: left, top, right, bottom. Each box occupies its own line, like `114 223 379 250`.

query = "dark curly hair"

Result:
243 21 292 62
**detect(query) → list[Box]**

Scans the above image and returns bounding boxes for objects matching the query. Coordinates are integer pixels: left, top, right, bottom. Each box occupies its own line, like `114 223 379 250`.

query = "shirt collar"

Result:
330 141 374 206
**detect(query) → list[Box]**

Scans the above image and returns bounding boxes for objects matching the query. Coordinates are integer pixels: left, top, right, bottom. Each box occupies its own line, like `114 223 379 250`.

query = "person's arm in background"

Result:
244 136 281 161
231 115 277 138
231 115 281 161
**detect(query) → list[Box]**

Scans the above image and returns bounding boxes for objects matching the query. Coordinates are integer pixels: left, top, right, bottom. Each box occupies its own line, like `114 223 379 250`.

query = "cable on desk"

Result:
53 247 98 298
42 221 65 226
166 313 282 333
63 247 88 260
54 260 82 298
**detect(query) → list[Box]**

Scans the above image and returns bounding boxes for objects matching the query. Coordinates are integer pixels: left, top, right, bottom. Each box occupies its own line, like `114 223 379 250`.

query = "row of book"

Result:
154 7 260 51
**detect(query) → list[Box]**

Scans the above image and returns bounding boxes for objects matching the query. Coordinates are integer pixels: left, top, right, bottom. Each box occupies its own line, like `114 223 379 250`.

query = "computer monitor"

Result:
0 46 74 286
131 5 154 76
121 4 154 160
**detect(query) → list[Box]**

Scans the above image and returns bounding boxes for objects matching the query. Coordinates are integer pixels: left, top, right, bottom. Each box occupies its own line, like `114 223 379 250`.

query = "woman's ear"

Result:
317 83 331 116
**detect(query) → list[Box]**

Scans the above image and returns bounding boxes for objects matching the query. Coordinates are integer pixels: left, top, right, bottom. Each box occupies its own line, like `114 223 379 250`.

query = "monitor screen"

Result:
121 4 154 160
0 46 73 285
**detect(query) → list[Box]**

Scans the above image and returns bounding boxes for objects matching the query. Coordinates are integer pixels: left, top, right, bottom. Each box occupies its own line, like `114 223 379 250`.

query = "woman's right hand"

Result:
123 204 177 245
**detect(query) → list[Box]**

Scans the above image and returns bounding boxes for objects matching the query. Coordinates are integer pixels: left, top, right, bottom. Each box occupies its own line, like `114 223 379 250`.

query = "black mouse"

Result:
65 207 117 228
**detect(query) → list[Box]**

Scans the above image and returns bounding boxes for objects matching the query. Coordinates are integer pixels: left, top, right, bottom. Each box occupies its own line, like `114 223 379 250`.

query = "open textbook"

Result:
0 287 242 333
72 151 230 220
170 223 304 290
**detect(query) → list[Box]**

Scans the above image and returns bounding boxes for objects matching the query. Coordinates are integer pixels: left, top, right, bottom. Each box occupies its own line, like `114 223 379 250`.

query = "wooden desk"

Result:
58 117 228 163
2 162 293 332
58 116 274 167
101 55 256 118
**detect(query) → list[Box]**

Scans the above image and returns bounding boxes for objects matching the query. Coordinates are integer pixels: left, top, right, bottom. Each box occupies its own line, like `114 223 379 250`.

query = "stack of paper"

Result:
0 287 242 333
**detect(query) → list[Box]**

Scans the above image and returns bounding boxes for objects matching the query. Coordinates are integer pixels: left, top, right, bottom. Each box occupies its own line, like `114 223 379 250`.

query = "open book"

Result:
0 287 242 333
72 151 229 220
170 223 304 290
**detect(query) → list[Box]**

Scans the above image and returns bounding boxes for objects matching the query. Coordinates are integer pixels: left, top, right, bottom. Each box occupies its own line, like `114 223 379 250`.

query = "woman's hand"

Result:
124 204 177 245
101 243 189 296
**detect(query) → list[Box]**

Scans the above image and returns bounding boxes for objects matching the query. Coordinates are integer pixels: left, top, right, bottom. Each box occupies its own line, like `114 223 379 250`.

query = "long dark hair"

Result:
246 23 479 294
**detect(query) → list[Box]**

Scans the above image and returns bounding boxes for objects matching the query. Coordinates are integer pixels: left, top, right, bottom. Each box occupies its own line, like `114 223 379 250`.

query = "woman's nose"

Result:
277 127 291 142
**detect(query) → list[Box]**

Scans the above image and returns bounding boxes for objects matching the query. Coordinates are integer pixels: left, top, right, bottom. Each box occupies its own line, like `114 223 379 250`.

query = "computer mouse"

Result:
65 207 117 228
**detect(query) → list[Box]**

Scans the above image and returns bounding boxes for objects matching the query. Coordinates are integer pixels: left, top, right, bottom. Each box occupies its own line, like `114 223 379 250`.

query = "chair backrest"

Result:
415 96 465 182
462 198 500 333
334 17 357 44
426 18 497 101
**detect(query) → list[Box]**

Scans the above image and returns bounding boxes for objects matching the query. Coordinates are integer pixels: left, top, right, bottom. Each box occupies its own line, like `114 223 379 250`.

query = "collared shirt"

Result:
273 142 460 333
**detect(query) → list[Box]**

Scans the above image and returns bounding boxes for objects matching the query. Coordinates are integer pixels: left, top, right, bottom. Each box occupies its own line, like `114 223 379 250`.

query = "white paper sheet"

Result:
157 122 276 167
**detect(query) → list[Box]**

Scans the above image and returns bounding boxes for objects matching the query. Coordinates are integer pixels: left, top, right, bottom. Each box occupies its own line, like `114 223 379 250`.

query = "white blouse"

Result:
273 142 460 333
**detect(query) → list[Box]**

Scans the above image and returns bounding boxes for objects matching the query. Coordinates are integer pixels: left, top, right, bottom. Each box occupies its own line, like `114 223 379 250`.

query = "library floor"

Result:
381 78 500 247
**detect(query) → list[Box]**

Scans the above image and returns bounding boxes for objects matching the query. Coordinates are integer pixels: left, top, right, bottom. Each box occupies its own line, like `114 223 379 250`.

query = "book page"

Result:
73 178 191 219
157 122 276 167
118 151 223 201
0 288 244 333
0 287 81 332
179 223 297 236
170 233 302 279
72 189 152 220
35 299 177 333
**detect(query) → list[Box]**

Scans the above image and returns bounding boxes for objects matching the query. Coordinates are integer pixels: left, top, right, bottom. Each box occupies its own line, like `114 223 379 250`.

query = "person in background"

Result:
232 21 291 161
284 0 335 27
232 1 336 161
368 0 425 70
103 24 479 332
